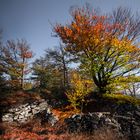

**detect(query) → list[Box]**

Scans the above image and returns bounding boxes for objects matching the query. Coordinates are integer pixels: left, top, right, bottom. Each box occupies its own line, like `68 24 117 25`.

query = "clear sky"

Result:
0 0 140 60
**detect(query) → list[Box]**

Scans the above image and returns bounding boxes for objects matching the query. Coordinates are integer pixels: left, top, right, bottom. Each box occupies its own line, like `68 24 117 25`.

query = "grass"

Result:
103 93 140 105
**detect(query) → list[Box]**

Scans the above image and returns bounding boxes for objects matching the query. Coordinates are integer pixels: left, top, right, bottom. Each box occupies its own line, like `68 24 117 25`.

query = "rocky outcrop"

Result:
65 112 121 133
65 104 140 140
2 98 140 139
114 104 140 140
2 99 58 125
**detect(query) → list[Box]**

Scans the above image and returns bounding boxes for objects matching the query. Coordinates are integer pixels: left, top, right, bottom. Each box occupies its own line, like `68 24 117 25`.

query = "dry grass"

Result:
0 90 42 108
0 120 128 140
52 128 127 140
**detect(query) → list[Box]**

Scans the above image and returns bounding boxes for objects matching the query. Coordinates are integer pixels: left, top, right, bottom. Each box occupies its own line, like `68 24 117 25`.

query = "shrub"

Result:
66 72 93 112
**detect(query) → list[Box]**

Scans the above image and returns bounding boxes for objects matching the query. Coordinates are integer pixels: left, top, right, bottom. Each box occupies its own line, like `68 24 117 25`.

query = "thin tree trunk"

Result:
21 57 25 90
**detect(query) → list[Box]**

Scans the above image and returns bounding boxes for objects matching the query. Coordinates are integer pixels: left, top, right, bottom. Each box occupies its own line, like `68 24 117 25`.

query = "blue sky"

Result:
0 0 140 60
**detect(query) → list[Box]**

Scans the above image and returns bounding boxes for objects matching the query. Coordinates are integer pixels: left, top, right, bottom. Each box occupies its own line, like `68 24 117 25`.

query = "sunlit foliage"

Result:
103 93 140 105
54 6 140 93
66 71 93 112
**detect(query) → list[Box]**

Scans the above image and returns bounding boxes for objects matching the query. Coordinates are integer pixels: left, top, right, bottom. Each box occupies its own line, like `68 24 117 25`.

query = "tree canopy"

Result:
54 6 140 93
0 39 33 89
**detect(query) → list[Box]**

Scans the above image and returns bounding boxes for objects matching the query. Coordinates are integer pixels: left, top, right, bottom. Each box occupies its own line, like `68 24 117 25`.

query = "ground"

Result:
1 90 138 140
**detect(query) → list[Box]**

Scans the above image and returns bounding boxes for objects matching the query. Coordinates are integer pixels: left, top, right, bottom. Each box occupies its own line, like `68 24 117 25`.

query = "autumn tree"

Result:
0 39 33 89
54 6 140 93
118 76 140 96
126 82 140 97
32 45 74 90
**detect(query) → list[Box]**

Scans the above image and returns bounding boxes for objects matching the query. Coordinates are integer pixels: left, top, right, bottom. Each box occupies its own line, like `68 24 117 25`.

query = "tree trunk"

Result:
21 57 25 90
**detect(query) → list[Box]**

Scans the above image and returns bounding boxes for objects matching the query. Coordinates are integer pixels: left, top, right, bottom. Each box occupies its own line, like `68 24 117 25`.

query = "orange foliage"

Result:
54 6 140 93
54 8 139 55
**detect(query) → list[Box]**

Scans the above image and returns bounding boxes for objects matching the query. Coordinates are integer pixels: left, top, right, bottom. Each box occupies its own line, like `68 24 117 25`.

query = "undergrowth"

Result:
103 93 140 105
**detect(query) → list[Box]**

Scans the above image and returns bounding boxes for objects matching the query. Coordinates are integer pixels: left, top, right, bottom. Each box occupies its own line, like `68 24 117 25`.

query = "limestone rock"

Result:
2 99 52 124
